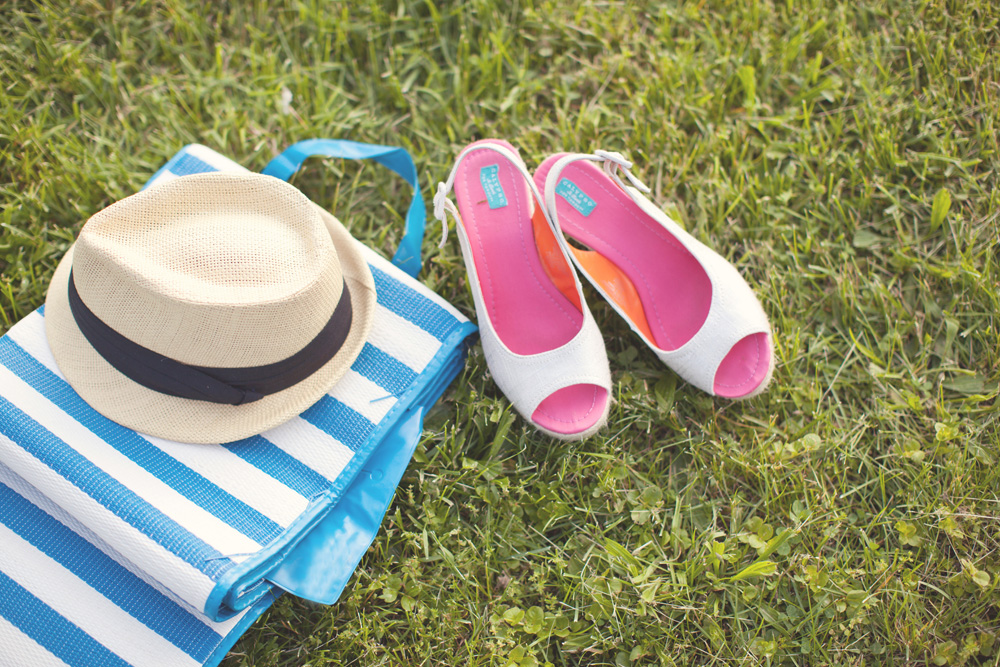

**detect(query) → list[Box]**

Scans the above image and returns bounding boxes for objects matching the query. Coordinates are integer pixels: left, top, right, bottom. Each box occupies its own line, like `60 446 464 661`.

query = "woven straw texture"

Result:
43 173 375 444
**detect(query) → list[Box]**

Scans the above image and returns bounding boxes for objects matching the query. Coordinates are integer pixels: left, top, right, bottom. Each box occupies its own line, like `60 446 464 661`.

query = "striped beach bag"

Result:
0 141 476 666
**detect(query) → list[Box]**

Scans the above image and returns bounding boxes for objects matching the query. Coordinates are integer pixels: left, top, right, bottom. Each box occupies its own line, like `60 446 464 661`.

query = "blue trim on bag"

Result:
204 321 476 620
413 322 478 408
370 265 457 341
267 320 476 605
223 435 331 499
0 481 220 660
0 570 134 667
267 406 425 604
202 591 279 667
0 395 234 579
0 338 285 544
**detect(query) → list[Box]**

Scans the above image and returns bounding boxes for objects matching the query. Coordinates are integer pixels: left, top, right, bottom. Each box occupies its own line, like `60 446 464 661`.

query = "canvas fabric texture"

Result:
0 144 476 667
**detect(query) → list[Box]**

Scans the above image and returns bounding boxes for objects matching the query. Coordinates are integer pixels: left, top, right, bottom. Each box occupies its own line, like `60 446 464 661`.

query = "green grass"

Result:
2 0 999 664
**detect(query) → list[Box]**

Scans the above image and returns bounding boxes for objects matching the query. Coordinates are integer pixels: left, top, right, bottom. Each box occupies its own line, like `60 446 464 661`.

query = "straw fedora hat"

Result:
44 172 376 444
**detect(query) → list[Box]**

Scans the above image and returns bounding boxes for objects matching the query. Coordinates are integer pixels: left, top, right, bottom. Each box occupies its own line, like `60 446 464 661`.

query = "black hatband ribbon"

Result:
68 271 353 406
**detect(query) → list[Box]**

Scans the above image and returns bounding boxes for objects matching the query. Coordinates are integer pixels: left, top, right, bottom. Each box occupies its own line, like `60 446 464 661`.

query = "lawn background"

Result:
2 0 999 665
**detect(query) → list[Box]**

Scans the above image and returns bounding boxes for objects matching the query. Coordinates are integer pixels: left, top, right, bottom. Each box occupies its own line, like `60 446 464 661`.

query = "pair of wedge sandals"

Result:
434 140 774 440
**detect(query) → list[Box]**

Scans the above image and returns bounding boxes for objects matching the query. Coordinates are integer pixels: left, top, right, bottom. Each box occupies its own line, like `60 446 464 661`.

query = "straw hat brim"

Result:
44 207 376 445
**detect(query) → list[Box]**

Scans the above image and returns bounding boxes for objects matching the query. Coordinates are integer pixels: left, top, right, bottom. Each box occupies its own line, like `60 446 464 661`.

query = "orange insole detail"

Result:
534 156 712 351
531 207 581 311
569 247 656 342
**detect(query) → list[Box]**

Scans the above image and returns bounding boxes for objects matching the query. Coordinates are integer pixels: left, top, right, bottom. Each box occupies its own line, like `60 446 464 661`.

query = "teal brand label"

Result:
555 178 596 216
479 164 508 209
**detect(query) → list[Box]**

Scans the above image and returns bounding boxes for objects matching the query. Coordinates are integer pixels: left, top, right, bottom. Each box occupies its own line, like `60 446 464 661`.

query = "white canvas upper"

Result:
435 142 611 437
541 151 773 397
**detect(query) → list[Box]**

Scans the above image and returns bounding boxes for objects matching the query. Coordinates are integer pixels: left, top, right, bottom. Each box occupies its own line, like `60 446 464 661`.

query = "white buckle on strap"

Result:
432 181 458 248
594 149 651 194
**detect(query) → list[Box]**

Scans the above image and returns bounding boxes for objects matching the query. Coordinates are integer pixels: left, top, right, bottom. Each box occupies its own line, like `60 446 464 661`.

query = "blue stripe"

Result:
223 435 330 498
0 395 232 579
0 338 284 545
351 343 417 396
0 570 133 667
369 265 458 341
168 152 218 176
300 396 374 452
0 481 220 660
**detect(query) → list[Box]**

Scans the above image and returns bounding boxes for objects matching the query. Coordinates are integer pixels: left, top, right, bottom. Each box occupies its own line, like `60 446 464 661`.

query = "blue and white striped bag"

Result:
0 142 476 666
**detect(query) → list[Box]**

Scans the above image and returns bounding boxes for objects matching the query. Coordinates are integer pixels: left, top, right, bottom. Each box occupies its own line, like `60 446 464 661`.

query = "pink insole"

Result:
533 384 608 433
455 145 583 353
714 333 771 398
454 142 607 432
535 156 770 397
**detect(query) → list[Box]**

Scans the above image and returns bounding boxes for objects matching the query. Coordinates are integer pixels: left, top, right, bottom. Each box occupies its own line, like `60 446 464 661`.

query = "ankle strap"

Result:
541 150 650 236
433 141 556 248
593 150 651 194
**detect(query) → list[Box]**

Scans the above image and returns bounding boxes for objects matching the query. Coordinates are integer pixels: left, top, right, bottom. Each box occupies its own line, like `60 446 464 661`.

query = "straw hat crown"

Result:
71 173 345 368
44 172 376 444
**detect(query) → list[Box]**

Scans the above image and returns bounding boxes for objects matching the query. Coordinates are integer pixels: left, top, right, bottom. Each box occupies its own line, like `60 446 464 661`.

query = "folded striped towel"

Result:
0 144 476 666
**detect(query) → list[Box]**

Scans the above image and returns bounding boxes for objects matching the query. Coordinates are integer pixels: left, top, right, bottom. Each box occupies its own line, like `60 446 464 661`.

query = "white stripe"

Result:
359 244 469 323
366 305 441 372
0 524 200 667
259 417 353 482
357 244 396 276
149 171 180 186
327 369 397 425
9 311 76 375
0 365 260 559
10 313 309 527
0 459 223 627
142 435 309 528
0 432 215 610
0 616 70 667
0 463 252 638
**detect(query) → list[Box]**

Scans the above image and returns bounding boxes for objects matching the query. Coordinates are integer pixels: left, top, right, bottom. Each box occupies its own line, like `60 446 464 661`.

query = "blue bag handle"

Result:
261 139 426 278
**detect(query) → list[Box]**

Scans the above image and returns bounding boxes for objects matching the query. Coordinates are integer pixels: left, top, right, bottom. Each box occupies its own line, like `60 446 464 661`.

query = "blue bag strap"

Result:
261 139 426 278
